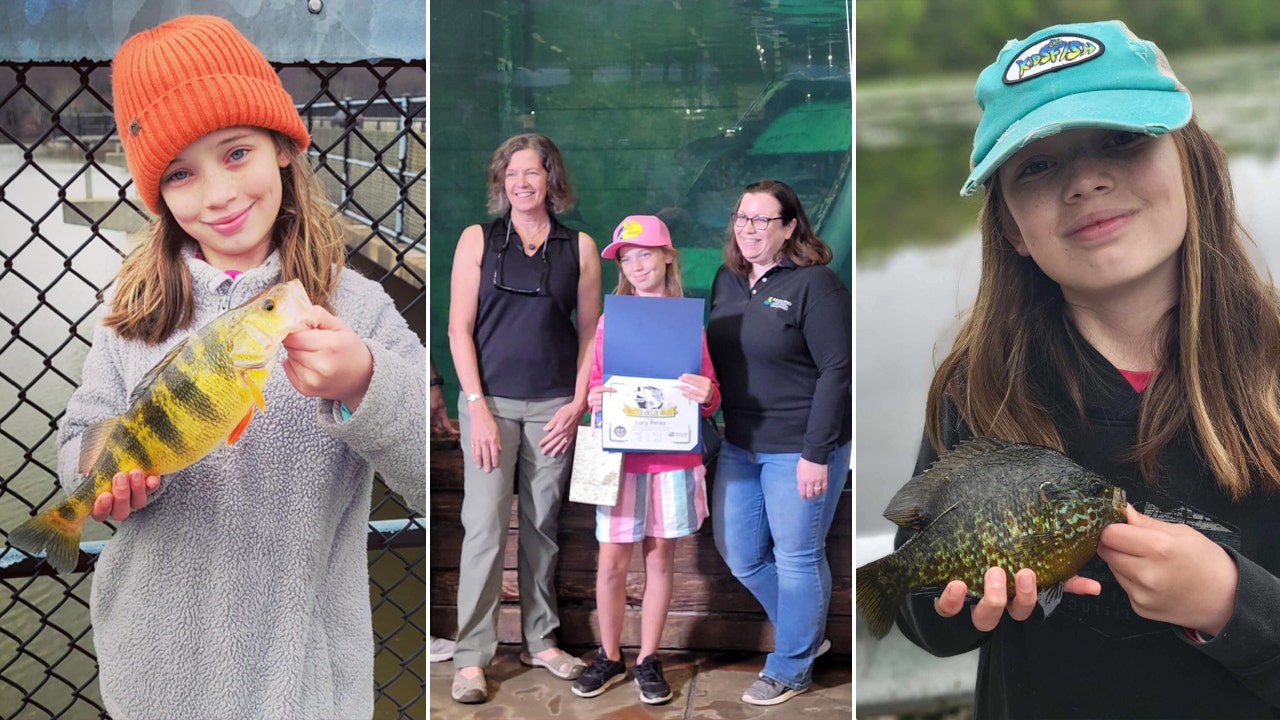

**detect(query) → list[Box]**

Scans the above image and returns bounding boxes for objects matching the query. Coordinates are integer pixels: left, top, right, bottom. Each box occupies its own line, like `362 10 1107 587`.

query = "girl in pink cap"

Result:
572 215 720 705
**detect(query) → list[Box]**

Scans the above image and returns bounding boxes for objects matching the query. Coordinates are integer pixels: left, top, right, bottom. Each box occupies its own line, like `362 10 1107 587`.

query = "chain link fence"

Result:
0 59 425 720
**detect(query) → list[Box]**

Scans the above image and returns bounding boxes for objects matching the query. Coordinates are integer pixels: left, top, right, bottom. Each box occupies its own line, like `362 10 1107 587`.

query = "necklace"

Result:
513 221 550 253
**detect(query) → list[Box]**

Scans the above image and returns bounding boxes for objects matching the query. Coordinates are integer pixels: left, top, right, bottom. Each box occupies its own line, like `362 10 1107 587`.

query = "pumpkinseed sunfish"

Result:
856 437 1126 639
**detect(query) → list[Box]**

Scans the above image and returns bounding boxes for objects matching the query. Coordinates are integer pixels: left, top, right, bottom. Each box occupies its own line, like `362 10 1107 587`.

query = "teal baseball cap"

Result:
962 20 1192 196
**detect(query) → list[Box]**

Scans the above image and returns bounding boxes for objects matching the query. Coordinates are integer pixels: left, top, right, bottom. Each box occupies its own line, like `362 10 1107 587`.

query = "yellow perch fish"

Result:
9 279 312 572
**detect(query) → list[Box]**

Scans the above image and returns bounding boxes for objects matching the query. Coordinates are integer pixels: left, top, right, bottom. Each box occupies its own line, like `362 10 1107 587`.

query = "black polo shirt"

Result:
706 258 851 463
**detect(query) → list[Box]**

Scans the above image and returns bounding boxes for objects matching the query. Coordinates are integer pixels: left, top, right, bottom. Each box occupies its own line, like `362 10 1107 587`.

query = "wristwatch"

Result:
465 392 483 403
429 376 443 387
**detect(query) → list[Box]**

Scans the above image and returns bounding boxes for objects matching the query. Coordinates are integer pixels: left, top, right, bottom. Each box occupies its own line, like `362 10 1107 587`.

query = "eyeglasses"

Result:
493 220 549 296
731 213 784 231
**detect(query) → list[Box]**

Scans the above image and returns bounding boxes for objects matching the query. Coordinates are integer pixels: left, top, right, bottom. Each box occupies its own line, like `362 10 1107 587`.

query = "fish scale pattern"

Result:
856 438 1127 639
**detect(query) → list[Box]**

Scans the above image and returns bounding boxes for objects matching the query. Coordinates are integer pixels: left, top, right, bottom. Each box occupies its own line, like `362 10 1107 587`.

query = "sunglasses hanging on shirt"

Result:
493 218 550 296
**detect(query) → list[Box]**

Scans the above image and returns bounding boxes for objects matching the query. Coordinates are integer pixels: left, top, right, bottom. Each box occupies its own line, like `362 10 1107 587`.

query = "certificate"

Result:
600 375 698 453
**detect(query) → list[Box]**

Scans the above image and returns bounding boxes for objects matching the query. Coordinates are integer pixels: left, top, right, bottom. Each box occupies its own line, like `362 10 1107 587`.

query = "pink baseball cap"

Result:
600 215 672 259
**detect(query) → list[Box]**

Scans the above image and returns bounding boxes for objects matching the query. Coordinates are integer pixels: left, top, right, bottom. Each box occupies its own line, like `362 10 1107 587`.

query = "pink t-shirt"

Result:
589 312 720 474
1118 368 1152 393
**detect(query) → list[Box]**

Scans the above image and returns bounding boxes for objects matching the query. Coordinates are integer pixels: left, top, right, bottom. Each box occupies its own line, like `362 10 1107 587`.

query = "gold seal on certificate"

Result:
600 375 698 452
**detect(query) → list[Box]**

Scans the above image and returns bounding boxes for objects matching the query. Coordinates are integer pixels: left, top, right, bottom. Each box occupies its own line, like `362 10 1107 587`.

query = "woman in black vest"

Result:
447 134 601 703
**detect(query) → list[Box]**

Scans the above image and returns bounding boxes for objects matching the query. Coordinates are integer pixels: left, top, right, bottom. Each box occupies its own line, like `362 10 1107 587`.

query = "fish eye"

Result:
1088 479 1105 495
263 299 275 312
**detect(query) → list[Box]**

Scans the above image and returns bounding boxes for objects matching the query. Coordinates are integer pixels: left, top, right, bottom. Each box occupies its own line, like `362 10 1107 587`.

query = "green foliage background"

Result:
857 0 1280 80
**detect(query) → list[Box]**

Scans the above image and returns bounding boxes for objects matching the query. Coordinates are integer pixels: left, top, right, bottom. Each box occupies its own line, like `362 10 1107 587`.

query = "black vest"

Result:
473 214 582 399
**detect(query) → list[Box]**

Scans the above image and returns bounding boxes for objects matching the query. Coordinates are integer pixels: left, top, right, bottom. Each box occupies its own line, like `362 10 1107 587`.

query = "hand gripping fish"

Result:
9 280 313 573
856 437 1127 640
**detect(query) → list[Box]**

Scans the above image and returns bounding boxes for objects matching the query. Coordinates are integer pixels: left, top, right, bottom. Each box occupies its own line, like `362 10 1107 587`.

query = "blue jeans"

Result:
711 440 851 689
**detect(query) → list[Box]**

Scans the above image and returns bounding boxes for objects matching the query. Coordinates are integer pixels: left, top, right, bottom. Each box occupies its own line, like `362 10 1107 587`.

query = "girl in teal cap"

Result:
892 20 1280 718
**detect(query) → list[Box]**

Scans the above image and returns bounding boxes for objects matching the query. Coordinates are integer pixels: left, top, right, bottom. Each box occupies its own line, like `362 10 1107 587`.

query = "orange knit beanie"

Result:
111 15 311 213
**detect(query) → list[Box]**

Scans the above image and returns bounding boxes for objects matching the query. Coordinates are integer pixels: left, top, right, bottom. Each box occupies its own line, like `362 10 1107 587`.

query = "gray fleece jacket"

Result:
57 248 425 720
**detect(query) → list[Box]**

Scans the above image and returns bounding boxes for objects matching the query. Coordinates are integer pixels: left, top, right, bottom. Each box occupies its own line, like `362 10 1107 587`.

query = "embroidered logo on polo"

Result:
763 296 792 311
1004 34 1103 84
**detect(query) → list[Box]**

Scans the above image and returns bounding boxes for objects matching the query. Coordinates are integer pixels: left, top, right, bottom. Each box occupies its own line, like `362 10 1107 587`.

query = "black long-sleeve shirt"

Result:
706 259 851 463
896 338 1280 718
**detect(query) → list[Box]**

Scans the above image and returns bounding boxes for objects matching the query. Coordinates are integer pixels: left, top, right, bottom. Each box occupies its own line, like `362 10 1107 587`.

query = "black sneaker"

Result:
633 654 673 705
571 648 626 698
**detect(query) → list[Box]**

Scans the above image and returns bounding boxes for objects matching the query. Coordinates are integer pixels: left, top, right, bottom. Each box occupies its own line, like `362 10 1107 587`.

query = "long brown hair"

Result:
102 131 346 344
723 179 831 276
485 133 575 216
613 246 685 298
927 117 1280 498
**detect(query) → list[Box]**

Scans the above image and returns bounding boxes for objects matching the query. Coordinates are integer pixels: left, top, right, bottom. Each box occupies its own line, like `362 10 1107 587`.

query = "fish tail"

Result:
856 555 908 640
8 500 88 574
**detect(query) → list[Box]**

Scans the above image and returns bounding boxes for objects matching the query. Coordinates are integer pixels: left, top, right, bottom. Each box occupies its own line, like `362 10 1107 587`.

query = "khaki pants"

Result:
452 394 574 669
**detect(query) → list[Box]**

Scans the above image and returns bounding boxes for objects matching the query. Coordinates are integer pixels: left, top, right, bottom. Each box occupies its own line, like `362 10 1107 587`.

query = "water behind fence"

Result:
0 59 425 720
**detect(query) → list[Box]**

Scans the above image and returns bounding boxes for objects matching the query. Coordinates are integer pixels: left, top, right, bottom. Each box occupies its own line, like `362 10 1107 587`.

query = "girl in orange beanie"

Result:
52 15 425 720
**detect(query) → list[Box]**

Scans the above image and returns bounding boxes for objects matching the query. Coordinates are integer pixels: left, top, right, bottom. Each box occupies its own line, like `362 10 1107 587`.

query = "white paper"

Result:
600 375 698 452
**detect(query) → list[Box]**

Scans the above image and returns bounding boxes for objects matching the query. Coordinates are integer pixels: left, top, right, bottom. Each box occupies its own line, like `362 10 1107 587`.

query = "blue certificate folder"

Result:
602 295 703 379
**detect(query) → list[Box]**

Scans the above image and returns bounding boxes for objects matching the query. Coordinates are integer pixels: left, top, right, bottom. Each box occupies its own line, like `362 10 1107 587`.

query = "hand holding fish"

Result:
1097 504 1238 636
797 457 828 499
282 306 374 411
933 568 1102 631
91 469 162 522
9 281 312 573
856 438 1127 640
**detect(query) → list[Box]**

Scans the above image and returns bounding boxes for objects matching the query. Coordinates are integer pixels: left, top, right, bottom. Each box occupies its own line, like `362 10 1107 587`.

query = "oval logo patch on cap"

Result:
1004 34 1103 84
617 220 643 241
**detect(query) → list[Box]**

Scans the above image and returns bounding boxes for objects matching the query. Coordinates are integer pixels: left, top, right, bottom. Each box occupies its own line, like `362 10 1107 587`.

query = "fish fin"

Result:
884 437 1015 528
8 503 88 574
226 406 255 445
882 475 949 528
1037 582 1065 619
855 554 908 640
242 371 267 411
77 418 121 475
128 337 190 406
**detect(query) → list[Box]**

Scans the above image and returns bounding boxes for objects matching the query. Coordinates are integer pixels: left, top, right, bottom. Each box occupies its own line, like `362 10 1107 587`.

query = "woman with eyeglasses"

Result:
705 179 851 706
446 133 601 703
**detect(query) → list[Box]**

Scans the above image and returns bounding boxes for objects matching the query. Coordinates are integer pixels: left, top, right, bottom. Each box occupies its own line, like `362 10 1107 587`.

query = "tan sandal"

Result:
519 649 587 680
451 668 487 704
